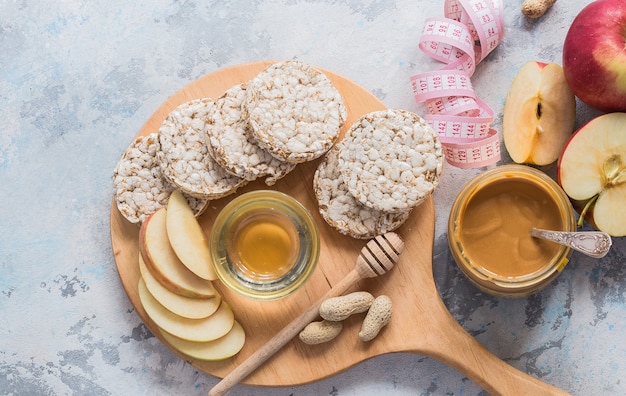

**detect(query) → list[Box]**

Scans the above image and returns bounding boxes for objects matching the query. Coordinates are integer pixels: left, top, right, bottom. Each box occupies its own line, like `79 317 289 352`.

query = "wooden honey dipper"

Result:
208 232 404 396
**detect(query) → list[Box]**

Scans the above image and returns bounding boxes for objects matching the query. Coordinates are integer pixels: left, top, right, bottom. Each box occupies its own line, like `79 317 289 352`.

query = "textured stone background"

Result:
1 1 624 395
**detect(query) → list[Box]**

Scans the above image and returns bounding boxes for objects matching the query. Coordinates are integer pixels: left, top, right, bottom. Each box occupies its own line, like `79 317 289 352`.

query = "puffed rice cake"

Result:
314 145 412 239
205 83 295 185
244 60 348 163
337 109 443 214
113 133 209 224
157 98 247 199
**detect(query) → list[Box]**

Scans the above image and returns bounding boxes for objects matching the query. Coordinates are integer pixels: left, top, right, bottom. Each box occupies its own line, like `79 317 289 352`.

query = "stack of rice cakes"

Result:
314 109 443 239
113 60 443 240
113 132 210 224
113 60 347 225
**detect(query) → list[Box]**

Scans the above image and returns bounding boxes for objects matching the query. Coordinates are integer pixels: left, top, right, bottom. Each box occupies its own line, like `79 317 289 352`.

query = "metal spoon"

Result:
530 228 612 258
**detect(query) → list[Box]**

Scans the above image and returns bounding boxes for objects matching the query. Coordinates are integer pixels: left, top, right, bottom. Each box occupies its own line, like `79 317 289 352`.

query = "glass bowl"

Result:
448 165 576 298
209 190 320 301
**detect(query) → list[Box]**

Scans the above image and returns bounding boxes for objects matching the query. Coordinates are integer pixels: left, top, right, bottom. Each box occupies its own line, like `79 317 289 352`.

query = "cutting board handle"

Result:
420 305 571 396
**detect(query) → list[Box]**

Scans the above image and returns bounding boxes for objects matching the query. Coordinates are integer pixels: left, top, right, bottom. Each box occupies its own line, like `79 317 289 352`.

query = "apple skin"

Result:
562 0 626 112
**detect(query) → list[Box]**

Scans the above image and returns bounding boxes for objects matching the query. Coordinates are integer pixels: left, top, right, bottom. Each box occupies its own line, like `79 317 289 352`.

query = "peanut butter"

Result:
458 178 563 278
449 165 575 297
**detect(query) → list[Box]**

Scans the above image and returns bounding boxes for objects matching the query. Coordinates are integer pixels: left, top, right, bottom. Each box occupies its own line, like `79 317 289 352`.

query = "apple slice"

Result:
166 189 217 280
138 278 235 342
138 253 220 319
558 112 626 236
139 208 216 299
503 61 576 165
159 321 245 361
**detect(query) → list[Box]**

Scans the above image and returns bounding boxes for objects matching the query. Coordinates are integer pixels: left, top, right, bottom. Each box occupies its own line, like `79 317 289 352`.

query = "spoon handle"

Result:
208 269 362 396
530 228 612 258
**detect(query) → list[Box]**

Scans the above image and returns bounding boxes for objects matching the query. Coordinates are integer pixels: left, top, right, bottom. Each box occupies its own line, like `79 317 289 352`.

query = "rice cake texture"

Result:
338 109 443 213
244 60 348 163
314 145 411 239
205 83 295 185
113 133 208 224
157 98 246 199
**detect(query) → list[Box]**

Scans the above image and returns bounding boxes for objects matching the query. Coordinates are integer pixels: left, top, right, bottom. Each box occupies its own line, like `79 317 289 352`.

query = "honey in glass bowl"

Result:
210 190 320 301
226 207 300 282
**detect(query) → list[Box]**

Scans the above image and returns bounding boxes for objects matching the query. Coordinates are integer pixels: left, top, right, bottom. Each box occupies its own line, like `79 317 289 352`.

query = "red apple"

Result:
562 0 626 112
557 112 626 236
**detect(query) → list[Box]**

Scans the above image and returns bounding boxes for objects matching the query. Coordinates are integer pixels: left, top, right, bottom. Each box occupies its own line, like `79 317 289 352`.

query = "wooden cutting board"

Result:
110 61 569 395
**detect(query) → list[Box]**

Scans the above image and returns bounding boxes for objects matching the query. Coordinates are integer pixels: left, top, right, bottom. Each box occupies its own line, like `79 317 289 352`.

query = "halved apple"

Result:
138 253 220 319
160 321 245 361
139 208 215 299
138 278 235 342
166 189 217 280
503 61 576 165
558 112 626 236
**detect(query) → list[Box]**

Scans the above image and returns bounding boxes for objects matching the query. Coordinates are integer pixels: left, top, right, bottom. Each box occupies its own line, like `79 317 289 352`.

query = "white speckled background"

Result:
1 1 624 395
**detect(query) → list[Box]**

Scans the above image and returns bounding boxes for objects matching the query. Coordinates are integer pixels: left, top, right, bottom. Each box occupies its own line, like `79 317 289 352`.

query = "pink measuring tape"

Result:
411 0 504 168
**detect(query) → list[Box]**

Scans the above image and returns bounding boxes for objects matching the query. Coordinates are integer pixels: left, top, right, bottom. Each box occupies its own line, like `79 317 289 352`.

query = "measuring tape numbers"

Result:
411 0 505 169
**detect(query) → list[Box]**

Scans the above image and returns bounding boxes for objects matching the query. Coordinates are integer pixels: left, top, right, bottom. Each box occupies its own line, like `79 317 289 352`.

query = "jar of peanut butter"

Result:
448 165 576 298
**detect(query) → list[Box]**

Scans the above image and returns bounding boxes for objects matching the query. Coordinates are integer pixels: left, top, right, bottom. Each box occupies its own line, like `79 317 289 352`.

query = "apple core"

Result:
557 112 626 236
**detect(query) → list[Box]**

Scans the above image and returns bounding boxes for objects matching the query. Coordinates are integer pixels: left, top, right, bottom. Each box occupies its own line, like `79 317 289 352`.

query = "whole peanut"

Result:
358 295 393 342
521 0 557 18
319 291 374 321
299 320 343 345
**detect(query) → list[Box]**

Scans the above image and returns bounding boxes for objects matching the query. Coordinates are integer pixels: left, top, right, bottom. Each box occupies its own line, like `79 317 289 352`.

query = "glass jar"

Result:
210 190 320 301
448 165 576 298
